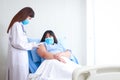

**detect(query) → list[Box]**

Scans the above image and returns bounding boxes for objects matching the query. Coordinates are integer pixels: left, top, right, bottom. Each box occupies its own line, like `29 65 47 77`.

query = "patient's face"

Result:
46 33 53 38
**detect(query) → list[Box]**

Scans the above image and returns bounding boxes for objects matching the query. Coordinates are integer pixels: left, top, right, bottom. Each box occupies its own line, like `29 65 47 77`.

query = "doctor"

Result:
6 7 39 80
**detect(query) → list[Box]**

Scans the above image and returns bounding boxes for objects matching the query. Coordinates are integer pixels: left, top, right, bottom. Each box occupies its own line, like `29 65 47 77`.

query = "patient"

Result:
37 30 72 63
29 30 80 80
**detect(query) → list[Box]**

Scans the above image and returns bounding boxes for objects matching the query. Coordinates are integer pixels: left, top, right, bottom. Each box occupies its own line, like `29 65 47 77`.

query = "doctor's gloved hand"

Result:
32 42 41 48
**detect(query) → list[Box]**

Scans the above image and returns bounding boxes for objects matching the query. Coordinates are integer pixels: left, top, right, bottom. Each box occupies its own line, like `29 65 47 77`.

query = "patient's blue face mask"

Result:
22 19 30 25
45 37 54 45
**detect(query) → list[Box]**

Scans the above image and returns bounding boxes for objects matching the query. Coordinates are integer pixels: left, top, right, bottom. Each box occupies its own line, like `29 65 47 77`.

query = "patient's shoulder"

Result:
38 42 46 49
38 42 45 46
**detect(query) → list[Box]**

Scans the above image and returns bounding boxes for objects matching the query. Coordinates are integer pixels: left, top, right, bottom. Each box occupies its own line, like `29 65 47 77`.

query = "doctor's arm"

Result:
10 22 38 50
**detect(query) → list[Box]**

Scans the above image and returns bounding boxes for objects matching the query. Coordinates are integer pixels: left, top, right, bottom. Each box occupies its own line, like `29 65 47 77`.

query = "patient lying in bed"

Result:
29 30 81 80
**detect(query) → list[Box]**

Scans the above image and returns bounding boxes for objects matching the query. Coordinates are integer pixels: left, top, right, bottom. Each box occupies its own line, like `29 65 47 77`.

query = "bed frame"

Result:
72 65 120 80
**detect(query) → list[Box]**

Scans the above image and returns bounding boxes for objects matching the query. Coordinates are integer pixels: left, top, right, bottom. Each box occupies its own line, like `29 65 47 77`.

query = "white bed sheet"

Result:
29 57 81 80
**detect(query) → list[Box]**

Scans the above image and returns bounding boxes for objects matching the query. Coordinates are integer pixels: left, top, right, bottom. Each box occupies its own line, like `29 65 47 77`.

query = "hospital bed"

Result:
28 38 120 80
72 65 120 80
28 38 79 80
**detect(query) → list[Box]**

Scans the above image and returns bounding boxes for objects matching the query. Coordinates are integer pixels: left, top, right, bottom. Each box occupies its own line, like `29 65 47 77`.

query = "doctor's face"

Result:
27 16 32 20
22 16 32 25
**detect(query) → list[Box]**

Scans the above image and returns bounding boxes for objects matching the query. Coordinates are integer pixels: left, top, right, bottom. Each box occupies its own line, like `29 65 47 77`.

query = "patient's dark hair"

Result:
40 30 58 44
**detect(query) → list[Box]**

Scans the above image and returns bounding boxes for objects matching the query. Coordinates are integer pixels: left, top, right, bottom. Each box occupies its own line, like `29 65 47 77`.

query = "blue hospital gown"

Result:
41 42 78 64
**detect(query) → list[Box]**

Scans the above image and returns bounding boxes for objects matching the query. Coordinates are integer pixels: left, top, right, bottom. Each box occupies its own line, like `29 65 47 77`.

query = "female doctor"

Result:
6 7 39 80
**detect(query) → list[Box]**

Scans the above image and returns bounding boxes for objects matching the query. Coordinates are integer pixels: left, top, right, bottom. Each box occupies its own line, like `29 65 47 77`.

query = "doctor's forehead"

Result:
27 16 32 20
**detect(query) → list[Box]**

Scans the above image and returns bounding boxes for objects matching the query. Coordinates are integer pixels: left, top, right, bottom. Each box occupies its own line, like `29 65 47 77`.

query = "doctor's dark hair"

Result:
40 30 58 44
7 7 35 33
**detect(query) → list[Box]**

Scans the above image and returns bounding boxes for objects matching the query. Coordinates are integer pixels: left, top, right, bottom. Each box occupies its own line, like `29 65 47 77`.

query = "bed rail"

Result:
72 65 120 80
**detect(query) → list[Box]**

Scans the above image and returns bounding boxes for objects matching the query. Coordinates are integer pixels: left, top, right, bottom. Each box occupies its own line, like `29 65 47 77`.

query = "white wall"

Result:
94 0 120 65
0 0 86 79
87 0 120 65
87 0 95 65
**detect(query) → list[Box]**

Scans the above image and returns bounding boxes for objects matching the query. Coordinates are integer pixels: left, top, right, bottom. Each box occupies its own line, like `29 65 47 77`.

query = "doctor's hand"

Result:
32 42 41 48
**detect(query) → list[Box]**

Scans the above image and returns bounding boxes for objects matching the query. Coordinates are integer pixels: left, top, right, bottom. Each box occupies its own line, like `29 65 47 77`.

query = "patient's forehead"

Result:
46 33 52 38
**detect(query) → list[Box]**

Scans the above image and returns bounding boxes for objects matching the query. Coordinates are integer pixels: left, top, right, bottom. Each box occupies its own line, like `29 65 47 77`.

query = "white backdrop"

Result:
87 0 120 65
0 0 86 80
94 0 120 65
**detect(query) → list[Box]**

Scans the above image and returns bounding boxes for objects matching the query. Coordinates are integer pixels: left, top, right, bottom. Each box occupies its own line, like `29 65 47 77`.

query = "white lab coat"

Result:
6 22 36 80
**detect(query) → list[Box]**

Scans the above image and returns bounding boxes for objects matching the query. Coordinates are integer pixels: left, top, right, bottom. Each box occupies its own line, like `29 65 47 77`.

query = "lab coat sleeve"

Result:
10 22 36 50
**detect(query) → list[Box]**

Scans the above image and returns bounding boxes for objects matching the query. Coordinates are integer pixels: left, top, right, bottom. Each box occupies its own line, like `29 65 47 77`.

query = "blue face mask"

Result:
45 37 54 45
22 19 29 25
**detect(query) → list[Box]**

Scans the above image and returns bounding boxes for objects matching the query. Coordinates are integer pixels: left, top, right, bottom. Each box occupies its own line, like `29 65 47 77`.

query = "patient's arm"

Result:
55 50 71 58
37 44 66 63
37 44 54 59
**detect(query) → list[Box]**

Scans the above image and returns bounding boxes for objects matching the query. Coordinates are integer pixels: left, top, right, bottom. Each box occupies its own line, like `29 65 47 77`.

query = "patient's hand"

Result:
54 54 66 63
55 51 71 59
